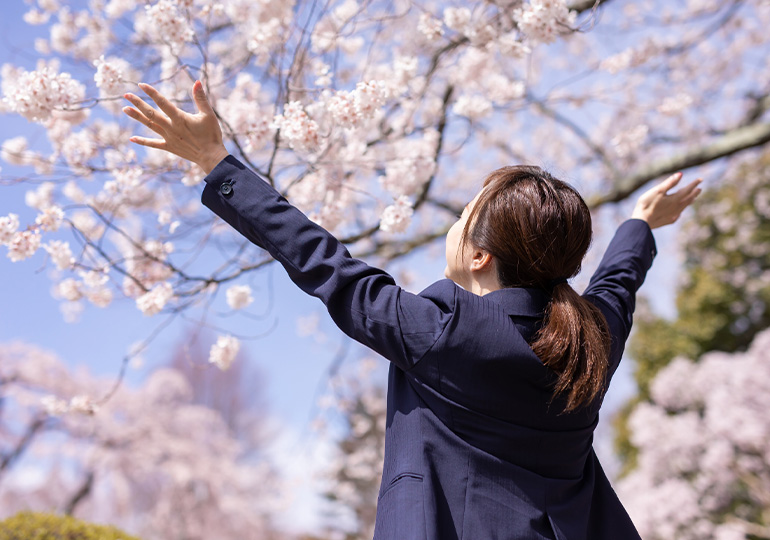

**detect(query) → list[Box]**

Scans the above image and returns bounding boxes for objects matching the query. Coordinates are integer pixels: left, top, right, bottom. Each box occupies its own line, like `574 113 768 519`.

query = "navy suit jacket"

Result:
201 156 657 540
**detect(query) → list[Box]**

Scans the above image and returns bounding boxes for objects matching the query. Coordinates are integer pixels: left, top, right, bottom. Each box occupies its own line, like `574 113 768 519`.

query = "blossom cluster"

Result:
272 101 320 152
141 0 195 55
226 284 254 310
1 62 85 123
327 81 389 130
1 342 280 539
379 195 414 233
619 328 770 539
42 393 99 415
136 281 174 316
513 0 577 44
208 334 241 370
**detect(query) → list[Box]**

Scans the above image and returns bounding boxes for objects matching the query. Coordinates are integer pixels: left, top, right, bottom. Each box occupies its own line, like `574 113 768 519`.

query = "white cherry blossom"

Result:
226 284 254 310
208 334 240 370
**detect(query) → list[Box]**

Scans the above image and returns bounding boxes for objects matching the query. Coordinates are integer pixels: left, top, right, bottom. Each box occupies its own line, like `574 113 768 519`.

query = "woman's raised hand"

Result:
631 172 703 229
123 80 229 174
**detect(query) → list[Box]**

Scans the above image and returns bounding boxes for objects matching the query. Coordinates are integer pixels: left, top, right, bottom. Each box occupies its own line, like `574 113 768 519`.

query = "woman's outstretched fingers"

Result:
658 172 683 194
123 105 165 136
138 83 181 120
679 179 703 205
632 173 703 229
128 135 167 150
123 93 169 132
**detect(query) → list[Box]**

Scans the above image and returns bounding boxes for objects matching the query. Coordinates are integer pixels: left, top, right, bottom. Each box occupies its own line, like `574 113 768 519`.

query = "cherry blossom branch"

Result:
568 0 612 13
64 471 94 516
588 121 770 207
530 96 622 182
354 224 452 262
725 519 770 539
0 415 46 475
741 93 770 127
413 84 455 210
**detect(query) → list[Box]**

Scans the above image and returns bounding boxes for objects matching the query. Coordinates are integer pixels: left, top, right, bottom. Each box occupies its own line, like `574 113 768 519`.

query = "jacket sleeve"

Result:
200 155 454 371
581 219 657 370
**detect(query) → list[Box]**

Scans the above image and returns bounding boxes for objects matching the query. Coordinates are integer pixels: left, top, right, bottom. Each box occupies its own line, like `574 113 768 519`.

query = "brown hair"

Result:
460 165 610 413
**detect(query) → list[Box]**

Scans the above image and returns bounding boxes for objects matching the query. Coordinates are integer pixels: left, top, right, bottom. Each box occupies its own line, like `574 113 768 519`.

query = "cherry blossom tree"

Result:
617 327 770 540
0 340 283 540
314 357 386 540
2 0 769 376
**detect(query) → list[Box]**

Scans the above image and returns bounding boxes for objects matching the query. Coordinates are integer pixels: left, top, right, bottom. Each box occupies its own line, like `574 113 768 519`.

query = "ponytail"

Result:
531 283 610 413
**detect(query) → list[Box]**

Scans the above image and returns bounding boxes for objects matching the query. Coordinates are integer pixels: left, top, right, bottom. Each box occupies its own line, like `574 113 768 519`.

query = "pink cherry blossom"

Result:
6 230 41 262
0 213 20 244
141 0 195 55
35 205 64 231
379 195 414 233
272 101 320 152
43 240 74 270
1 61 85 123
418 13 444 41
513 0 577 45
1 136 32 166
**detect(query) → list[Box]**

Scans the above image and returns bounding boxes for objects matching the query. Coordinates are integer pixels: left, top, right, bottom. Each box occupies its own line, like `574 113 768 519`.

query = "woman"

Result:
124 81 702 540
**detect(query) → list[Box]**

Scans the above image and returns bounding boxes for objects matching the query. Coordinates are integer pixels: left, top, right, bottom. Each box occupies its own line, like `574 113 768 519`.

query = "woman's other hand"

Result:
631 172 703 229
123 80 229 174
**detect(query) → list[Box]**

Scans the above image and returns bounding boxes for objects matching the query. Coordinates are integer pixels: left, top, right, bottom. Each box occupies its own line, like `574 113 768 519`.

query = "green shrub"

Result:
0 511 141 540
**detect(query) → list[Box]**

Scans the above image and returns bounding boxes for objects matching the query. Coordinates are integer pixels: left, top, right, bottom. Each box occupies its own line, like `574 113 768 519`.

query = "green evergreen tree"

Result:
0 511 141 540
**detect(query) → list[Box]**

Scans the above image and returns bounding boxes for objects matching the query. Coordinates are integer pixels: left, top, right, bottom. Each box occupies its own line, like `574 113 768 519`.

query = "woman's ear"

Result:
469 250 495 273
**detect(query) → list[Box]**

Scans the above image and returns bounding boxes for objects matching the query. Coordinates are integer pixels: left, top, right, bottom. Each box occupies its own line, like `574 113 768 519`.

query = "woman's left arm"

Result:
124 82 454 371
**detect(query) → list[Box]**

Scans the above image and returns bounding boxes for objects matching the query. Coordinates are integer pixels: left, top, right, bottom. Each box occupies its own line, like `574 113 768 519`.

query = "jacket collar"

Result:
482 286 550 318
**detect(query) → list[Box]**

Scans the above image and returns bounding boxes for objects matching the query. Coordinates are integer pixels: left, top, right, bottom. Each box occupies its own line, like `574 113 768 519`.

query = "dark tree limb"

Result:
0 416 46 475
569 0 611 14
588 121 770 208
64 471 95 516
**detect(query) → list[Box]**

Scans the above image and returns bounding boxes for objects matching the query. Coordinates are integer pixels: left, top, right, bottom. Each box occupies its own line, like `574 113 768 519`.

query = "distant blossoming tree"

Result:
315 357 386 540
0 341 283 540
618 327 770 540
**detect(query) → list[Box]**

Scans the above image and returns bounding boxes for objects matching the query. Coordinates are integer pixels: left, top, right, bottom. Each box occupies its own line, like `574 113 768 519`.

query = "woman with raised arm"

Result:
123 81 702 540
